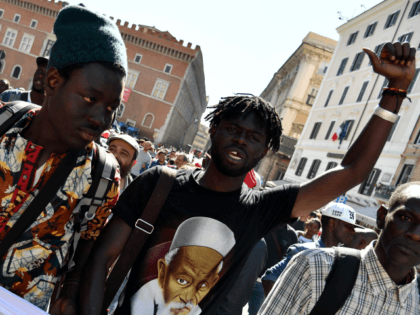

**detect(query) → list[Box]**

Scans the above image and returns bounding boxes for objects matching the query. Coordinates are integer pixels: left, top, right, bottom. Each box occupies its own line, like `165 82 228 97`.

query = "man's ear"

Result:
328 218 337 230
157 258 167 288
261 147 269 159
44 67 63 96
132 160 137 166
209 124 217 141
377 205 388 230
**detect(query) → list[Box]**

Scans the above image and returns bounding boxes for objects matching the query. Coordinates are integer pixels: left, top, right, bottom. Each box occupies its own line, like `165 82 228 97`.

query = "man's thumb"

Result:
363 48 378 67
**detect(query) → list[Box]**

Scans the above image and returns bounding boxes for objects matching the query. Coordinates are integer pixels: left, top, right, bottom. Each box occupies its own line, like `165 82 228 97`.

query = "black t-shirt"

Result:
114 167 299 315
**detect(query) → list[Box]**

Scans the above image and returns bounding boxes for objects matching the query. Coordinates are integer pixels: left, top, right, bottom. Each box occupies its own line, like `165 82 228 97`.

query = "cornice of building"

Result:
336 0 405 34
0 0 67 18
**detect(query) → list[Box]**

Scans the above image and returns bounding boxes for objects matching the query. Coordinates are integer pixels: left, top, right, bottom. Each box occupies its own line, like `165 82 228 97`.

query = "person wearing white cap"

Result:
130 217 235 315
108 134 140 192
261 202 362 296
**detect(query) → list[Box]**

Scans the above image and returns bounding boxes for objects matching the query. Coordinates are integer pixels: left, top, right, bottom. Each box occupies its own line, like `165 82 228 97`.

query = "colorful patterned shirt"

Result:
0 106 120 310
259 241 419 315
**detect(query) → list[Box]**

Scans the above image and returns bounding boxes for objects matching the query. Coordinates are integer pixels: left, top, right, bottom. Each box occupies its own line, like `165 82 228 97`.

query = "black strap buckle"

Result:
135 219 154 234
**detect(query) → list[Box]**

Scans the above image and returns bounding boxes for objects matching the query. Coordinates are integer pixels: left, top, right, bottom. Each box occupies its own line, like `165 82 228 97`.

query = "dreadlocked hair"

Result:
205 95 282 152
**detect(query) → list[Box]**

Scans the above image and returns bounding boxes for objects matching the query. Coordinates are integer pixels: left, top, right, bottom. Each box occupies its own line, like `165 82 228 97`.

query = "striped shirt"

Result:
259 241 419 315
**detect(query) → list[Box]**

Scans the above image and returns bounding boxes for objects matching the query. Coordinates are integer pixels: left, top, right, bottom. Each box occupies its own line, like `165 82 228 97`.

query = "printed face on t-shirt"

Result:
157 246 222 315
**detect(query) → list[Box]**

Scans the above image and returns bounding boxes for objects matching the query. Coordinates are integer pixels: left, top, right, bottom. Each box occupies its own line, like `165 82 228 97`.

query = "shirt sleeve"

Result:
262 245 300 282
259 253 312 315
81 168 121 241
255 184 300 237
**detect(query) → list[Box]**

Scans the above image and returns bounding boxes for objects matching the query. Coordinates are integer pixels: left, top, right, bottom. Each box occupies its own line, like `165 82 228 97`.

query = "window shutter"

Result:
364 25 370 38
387 116 400 141
370 22 377 36
324 90 333 107
357 81 369 102
366 169 381 195
344 120 355 140
325 121 335 140
355 52 365 70
337 58 348 76
409 1 418 17
339 86 349 105
314 123 321 139
407 32 414 42
391 10 400 26
384 14 392 28
408 69 420 93
296 158 307 176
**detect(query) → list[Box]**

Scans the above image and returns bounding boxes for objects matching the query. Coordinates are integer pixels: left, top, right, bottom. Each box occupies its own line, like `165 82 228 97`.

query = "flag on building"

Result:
331 122 345 141
339 121 350 144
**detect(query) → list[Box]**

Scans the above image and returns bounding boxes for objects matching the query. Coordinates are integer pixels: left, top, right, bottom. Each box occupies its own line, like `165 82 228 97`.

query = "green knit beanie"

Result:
48 5 127 74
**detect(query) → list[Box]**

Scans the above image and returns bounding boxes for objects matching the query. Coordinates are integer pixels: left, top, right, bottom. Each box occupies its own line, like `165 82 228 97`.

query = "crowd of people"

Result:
0 4 418 315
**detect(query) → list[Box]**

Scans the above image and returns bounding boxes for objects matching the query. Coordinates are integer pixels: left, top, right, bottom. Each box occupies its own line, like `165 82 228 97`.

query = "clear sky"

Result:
69 0 384 124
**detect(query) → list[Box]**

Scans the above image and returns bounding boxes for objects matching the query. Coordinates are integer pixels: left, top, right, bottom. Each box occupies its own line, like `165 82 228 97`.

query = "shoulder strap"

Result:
0 101 40 137
65 144 118 271
0 149 81 259
309 247 361 315
19 91 30 102
102 167 177 313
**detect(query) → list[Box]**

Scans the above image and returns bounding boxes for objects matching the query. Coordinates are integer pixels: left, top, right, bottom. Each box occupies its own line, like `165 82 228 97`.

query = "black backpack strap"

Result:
19 91 30 102
0 149 81 259
309 247 361 315
0 101 40 136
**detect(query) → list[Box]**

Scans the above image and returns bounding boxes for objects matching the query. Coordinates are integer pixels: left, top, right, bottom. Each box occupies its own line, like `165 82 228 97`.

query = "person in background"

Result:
0 56 48 105
345 227 378 250
150 149 167 168
175 153 188 169
167 150 176 161
131 140 152 176
0 79 10 95
290 212 317 231
108 134 139 192
262 203 358 296
297 218 321 243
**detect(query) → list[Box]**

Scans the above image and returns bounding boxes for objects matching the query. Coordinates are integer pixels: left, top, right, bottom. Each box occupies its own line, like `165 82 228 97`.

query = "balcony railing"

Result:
374 183 396 200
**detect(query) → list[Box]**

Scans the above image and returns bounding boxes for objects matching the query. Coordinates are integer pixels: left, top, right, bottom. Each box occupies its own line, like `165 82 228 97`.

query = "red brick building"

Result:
0 0 207 149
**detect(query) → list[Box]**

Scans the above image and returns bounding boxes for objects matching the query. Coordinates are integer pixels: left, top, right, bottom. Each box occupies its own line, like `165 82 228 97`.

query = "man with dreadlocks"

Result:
80 42 416 315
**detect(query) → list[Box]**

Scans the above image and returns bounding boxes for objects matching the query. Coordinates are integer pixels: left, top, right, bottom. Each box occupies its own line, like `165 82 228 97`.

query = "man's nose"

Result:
233 131 247 146
179 287 197 304
88 105 107 129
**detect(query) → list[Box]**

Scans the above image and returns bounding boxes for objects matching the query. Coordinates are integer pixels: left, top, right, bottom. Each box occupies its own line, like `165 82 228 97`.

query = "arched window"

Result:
11 65 21 79
142 113 154 128
116 103 125 118
0 60 5 74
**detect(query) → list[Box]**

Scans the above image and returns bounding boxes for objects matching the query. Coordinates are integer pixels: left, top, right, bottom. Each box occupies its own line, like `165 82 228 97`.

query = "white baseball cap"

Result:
321 202 362 228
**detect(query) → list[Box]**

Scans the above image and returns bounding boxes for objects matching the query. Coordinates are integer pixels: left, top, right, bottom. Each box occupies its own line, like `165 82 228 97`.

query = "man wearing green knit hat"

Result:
0 4 127 314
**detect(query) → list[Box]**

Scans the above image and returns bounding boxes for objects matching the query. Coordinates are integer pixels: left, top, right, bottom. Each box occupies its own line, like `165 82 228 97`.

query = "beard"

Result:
157 301 196 315
116 159 132 178
32 83 44 93
210 146 261 177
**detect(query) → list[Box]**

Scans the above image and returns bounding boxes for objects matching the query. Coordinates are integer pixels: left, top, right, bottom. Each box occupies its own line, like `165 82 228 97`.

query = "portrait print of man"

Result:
130 217 236 315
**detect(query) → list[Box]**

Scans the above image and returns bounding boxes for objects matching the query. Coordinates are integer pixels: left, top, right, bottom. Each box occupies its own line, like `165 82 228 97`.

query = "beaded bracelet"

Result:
381 88 411 113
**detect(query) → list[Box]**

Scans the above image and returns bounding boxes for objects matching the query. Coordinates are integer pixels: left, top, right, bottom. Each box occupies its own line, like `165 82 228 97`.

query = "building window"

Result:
387 116 400 141
408 1 420 18
415 127 420 144
396 164 414 185
307 159 321 179
13 14 20 23
19 34 34 53
359 168 381 196
306 88 318 105
134 54 142 63
398 32 414 43
325 121 336 140
152 79 169 100
408 68 420 93
0 9 4 18
30 19 38 29
43 39 55 57
116 103 125 118
324 90 334 107
343 120 355 140
142 113 154 128
339 86 349 105
126 70 139 89
309 122 322 139
326 162 338 171
384 11 400 29
357 81 369 102
336 58 348 76
295 158 307 176
378 79 389 98
364 22 377 38
0 60 5 74
126 119 136 127
369 43 385 65
3 29 17 47
350 52 365 71
275 170 285 181
164 64 173 74
347 31 358 45
11 65 21 79
323 66 328 74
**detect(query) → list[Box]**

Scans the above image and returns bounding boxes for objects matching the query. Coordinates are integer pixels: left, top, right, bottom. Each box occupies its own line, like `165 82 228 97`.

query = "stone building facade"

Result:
191 123 210 153
284 0 420 220
256 32 337 184
0 0 207 149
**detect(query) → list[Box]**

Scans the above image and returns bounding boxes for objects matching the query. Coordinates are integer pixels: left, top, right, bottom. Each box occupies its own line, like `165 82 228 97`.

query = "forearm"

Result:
341 91 404 184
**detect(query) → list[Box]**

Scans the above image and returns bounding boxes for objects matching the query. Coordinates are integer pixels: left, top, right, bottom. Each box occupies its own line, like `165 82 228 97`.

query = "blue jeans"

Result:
248 281 266 315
